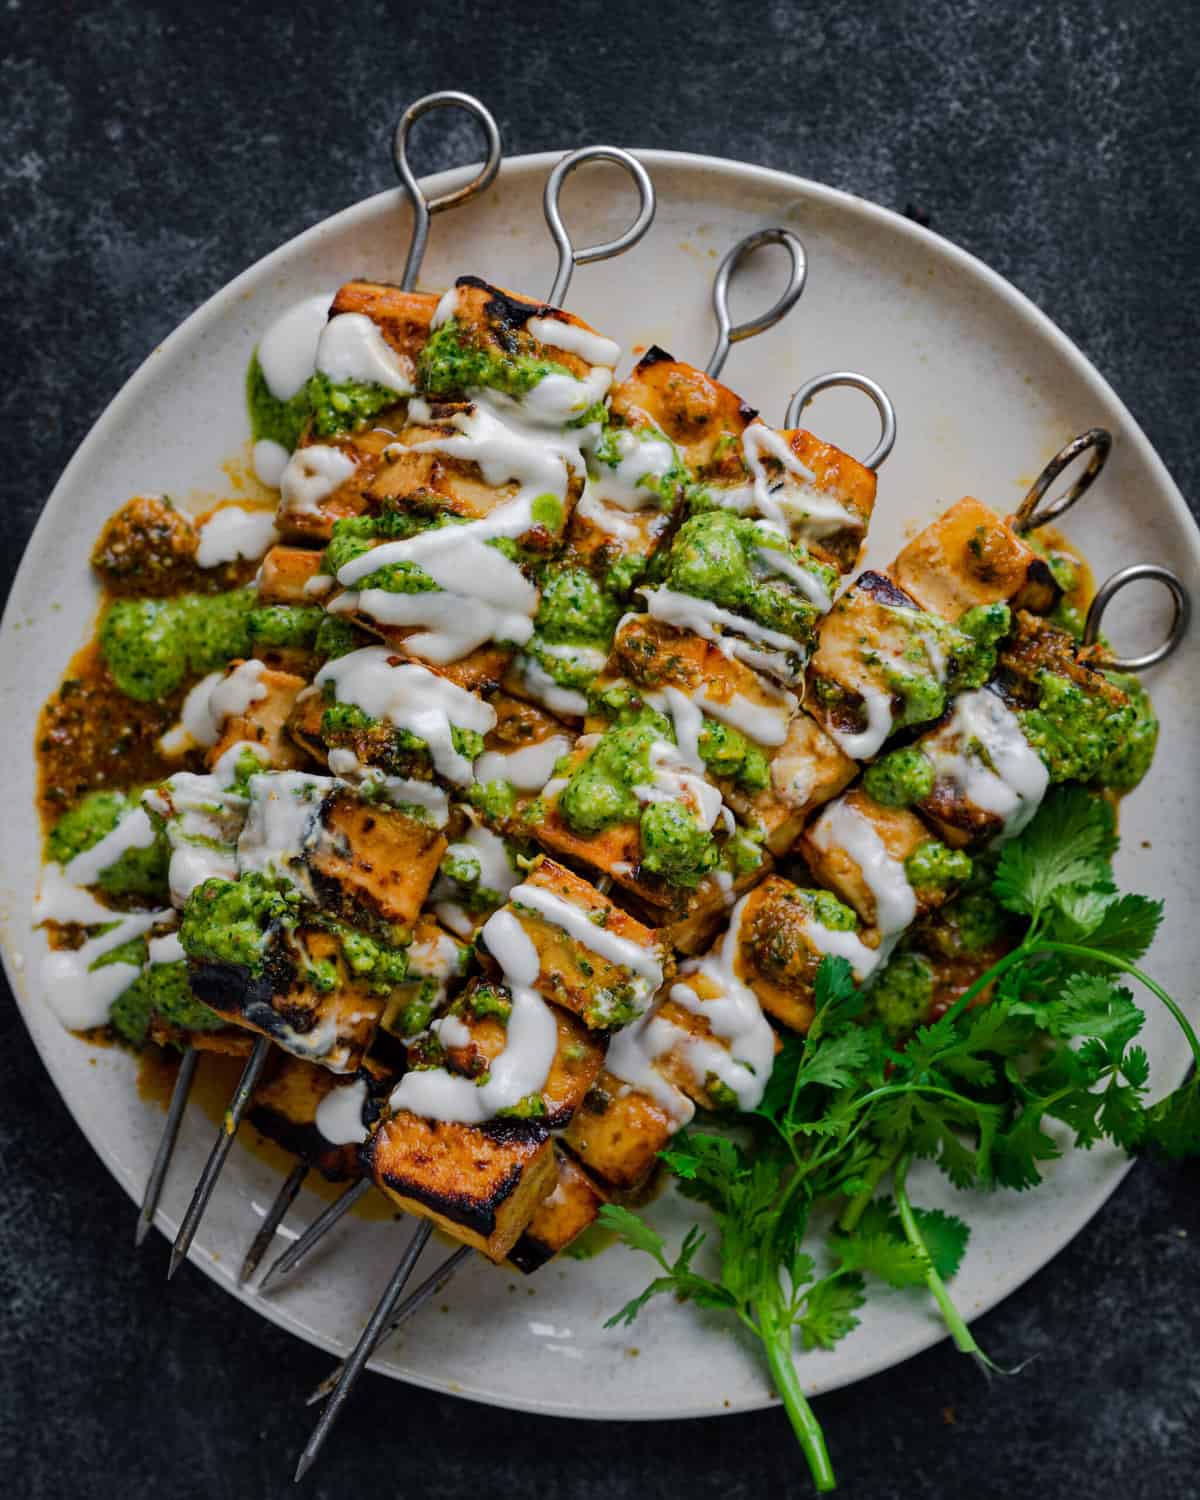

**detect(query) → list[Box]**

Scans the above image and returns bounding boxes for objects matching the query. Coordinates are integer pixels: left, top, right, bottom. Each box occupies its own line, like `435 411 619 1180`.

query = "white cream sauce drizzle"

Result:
253 440 290 490
473 735 573 791
315 312 415 396
279 445 358 518
324 748 450 826
159 671 227 756
257 293 333 400
808 798 917 937
63 805 158 888
431 823 519 934
509 880 664 991
196 507 280 568
633 740 724 830
388 908 558 1125
315 1077 370 1145
585 425 678 513
315 647 495 786
236 771 336 901
526 316 621 369
718 422 856 541
754 530 834 613
640 586 804 685
925 688 1049 839
143 773 247 905
827 683 895 760
512 654 589 718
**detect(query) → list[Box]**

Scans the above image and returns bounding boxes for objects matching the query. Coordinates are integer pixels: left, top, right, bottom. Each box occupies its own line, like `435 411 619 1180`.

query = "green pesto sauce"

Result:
661 510 826 645
868 949 934 1038
496 1092 549 1120
468 778 518 824
439 846 504 914
873 601 1011 734
1095 671 1158 793
322 509 425 575
590 422 690 508
353 559 440 595
904 840 972 890
1019 670 1135 784
863 746 935 808
110 957 226 1049
100 588 257 701
558 711 666 835
417 319 568 401
305 372 399 437
246 353 310 452
387 978 440 1039
697 718 770 794
947 888 1009 953
314 615 368 661
534 566 622 647
703 1076 741 1113
799 887 859 931
465 983 513 1023
639 800 719 887
337 926 410 996
248 603 324 650
47 791 169 901
180 873 299 975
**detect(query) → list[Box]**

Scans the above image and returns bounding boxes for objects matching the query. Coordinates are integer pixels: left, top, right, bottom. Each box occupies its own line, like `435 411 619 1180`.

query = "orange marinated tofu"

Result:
508 1148 607 1274
274 429 397 545
485 858 672 1030
207 665 312 772
327 281 439 366
798 786 955 929
308 787 445 931
362 1109 556 1261
889 496 1058 620
336 613 514 695
186 924 384 1074
610 348 755 480
432 978 606 1127
562 1071 675 1191
257 545 327 604
723 709 857 855
441 277 610 386
248 1055 392 1180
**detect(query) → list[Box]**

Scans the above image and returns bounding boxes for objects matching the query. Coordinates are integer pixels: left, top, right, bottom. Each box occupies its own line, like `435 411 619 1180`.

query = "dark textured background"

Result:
3 2 1198 1496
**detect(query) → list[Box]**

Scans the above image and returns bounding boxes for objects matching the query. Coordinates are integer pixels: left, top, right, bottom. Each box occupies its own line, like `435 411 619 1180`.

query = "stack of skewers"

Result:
34 92 1189 1481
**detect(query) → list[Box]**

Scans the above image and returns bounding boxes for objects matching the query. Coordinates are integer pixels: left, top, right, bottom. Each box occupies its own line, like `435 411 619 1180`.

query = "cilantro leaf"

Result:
992 787 1117 922
829 1230 930 1288
1077 893 1163 962
798 1273 866 1350
1144 1078 1200 1157
1025 973 1143 1049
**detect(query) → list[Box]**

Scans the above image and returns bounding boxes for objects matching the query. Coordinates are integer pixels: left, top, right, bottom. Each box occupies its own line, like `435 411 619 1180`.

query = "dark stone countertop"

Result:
2 2 1198 1496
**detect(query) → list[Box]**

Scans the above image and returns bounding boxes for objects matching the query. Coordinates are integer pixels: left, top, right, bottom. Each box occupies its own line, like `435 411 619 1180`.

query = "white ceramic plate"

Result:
3 151 1197 1422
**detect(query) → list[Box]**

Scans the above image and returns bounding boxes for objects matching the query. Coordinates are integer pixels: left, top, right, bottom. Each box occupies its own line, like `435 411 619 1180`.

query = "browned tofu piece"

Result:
308 787 445 930
188 925 384 1074
431 978 606 1127
248 1054 392 1180
377 913 471 1049
610 348 756 480
147 1019 255 1056
607 614 799 749
736 875 883 1032
328 281 439 365
995 608 1127 708
636 860 773 958
889 496 1058 619
470 693 574 829
207 664 311 772
274 429 396 545
508 1148 607 1274
257 545 327 604
444 277 609 386
362 1110 556 1261
488 858 672 1030
335 614 514 696
723 710 857 855
798 786 954 930
562 1071 676 1191
649 988 784 1108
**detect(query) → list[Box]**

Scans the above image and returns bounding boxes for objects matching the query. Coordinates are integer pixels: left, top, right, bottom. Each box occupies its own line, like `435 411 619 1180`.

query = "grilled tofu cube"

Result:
722 709 857 856
186 921 385 1074
508 1148 607 1274
275 430 395 545
992 611 1133 784
362 1110 556 1261
734 874 884 1031
562 1070 676 1191
207 664 311 773
470 693 575 830
889 496 1058 619
304 785 445 931
327 281 439 368
486 858 671 1031
377 913 471 1053
257 545 327 604
426 977 605 1127
806 571 1006 759
798 787 965 937
248 1055 392 1180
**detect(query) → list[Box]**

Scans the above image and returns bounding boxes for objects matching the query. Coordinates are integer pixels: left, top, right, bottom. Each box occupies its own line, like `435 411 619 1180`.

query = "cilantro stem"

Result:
838 1144 905 1233
758 1306 837 1493
891 1155 983 1360
940 940 1200 1070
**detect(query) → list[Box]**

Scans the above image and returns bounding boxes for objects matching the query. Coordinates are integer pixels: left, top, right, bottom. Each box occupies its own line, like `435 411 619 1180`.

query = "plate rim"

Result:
4 145 1197 1423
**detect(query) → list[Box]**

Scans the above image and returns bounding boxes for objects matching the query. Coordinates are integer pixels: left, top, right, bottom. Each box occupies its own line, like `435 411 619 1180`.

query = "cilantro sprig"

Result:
601 788 1200 1492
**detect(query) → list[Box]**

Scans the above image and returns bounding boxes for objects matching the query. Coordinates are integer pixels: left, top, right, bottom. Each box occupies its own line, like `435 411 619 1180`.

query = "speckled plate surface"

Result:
2 151 1197 1421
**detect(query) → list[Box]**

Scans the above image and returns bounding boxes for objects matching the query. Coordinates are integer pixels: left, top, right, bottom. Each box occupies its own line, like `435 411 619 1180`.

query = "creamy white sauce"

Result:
513 653 589 718
63 805 158 888
279 445 358 519
252 439 290 489
257 292 333 400
389 908 558 1125
693 684 795 749
925 688 1049 839
40 907 169 1032
143 774 247 905
800 915 883 982
315 1077 370 1146
159 671 227 756
633 740 725 830
304 573 335 598
509 880 663 990
315 647 495 786
196 507 280 568
640 586 803 684
808 798 917 937
209 658 267 725
431 823 518 931
585 425 678 513
315 312 415 396
324 747 450 825
827 683 896 760
605 1017 695 1128
727 421 857 541
755 533 833 613
236 771 335 901
147 930 186 965
408 925 464 981
473 734 572 791
526 316 621 369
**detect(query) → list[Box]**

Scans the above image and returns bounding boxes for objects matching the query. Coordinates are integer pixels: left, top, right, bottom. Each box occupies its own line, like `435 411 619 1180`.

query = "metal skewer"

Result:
239 1159 310 1285
135 1044 198 1247
1011 427 1112 534
304 1245 473 1406
1083 562 1190 670
259 1178 373 1290
144 91 503 1265
169 1036 272 1279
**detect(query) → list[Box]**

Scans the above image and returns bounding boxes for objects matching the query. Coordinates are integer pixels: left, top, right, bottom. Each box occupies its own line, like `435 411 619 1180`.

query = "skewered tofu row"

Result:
64 269 1133 1274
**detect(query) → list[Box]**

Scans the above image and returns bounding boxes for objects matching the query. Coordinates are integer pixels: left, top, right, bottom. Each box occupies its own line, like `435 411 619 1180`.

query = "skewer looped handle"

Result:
393 92 503 292
1012 427 1112 534
542 147 655 306
707 228 808 379
784 371 897 471
1082 563 1190 672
